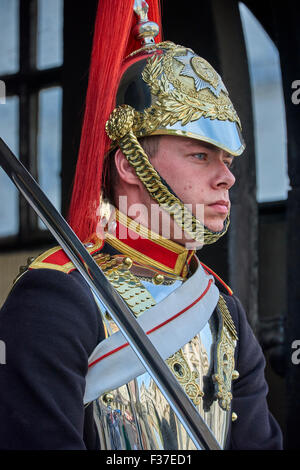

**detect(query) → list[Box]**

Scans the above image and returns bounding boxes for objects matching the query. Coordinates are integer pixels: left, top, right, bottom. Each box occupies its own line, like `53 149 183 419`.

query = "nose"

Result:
212 160 236 190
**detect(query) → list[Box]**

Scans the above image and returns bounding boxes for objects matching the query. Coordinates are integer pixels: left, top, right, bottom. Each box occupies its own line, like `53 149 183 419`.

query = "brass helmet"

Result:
105 4 245 245
107 42 244 156
69 0 245 245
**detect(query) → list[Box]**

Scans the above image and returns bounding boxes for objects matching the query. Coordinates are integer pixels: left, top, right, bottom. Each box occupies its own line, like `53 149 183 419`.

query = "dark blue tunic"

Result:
0 266 282 450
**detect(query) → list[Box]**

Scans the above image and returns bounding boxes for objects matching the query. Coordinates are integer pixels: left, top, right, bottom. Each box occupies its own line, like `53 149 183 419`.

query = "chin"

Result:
205 219 226 233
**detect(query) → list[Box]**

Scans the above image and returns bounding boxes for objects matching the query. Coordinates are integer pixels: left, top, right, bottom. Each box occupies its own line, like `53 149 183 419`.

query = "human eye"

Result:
224 157 234 169
193 153 207 161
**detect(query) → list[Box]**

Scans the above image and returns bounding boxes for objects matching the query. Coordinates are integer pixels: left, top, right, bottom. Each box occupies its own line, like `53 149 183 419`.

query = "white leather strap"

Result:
84 258 219 403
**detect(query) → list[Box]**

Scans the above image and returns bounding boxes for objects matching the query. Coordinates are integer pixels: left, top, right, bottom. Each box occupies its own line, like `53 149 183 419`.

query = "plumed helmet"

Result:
69 0 245 245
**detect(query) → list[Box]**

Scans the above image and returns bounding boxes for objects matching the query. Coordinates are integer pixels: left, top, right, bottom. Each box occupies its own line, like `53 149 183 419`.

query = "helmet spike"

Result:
133 0 160 46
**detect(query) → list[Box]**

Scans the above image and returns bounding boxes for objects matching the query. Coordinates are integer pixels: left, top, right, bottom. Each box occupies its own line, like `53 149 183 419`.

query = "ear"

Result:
114 148 141 187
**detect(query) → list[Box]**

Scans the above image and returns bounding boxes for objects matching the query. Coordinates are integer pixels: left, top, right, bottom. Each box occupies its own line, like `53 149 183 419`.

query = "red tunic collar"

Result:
104 210 194 278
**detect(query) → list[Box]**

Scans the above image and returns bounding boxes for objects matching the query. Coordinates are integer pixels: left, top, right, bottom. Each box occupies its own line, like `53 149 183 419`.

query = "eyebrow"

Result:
185 140 215 149
186 140 233 158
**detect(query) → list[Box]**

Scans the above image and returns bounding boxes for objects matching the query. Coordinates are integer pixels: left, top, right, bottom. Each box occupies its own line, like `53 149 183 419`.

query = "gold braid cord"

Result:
212 294 238 411
106 105 230 245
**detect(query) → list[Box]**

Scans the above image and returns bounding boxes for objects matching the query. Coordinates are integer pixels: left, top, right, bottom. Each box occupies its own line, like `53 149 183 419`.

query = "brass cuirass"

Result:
89 259 238 451
92 317 230 450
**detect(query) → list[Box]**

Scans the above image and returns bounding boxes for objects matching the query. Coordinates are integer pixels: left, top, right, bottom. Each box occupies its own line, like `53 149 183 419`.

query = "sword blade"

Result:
0 137 221 450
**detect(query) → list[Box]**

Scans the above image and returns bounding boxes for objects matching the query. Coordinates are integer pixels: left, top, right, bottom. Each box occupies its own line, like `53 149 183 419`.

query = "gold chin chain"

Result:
110 122 229 245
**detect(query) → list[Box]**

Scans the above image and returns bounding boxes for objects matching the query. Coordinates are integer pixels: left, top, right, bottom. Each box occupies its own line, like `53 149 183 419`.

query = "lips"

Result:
208 200 229 214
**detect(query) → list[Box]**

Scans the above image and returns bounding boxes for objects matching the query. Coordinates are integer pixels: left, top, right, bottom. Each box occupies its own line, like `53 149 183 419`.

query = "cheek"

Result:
154 157 207 201
181 179 206 199
153 152 186 182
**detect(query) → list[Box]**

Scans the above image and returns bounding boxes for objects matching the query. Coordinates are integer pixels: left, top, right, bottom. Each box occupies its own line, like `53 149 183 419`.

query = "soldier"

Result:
0 0 282 450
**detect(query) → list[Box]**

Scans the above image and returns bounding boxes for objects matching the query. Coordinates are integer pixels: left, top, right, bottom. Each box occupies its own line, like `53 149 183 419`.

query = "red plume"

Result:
68 0 162 242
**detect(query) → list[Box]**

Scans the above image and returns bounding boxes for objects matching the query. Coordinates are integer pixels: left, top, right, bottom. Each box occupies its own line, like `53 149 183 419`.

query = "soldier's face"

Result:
150 135 236 235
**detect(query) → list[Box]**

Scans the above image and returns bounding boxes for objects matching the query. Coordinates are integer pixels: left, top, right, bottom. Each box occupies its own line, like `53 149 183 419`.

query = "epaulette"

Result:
200 261 233 296
28 238 104 274
13 238 104 287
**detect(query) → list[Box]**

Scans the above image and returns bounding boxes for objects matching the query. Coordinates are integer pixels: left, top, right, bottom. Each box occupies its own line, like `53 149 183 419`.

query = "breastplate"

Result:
90 270 236 450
